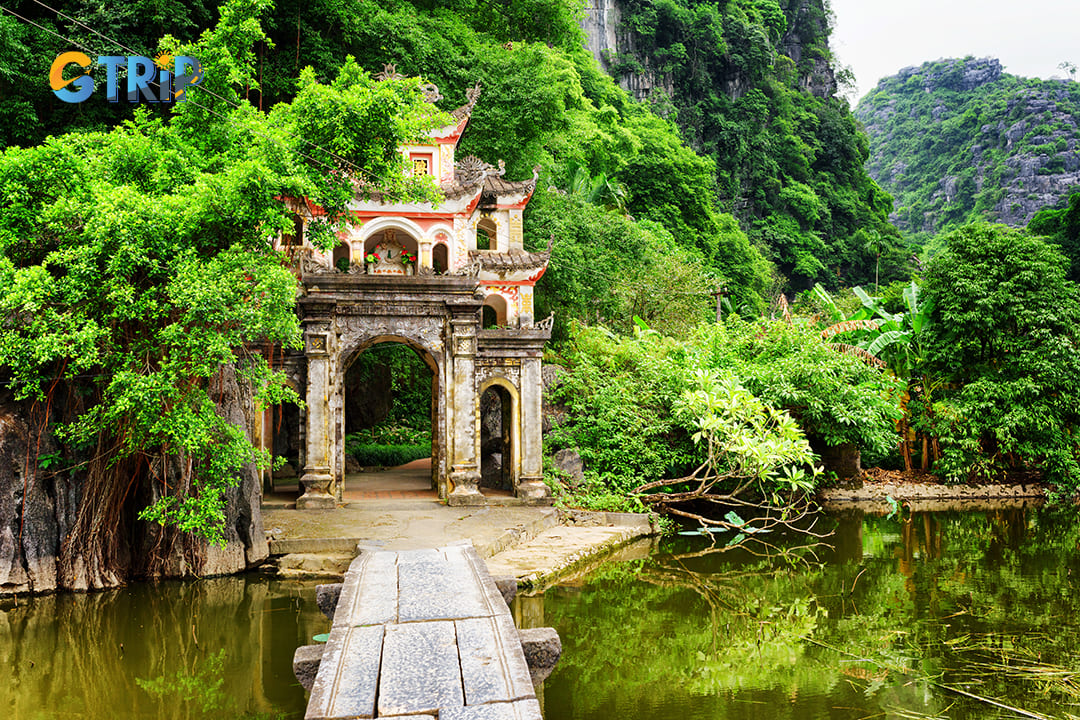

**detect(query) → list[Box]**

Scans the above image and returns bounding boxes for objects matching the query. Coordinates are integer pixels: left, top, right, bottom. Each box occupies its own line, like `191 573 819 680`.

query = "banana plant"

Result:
814 281 935 471
814 281 931 380
567 164 629 213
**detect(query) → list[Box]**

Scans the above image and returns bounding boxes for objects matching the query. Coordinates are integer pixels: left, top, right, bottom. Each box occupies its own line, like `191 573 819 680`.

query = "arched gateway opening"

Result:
342 338 439 493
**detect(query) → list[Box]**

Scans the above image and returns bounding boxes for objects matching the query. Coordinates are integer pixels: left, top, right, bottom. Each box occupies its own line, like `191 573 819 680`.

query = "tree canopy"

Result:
0 0 446 573
920 224 1080 488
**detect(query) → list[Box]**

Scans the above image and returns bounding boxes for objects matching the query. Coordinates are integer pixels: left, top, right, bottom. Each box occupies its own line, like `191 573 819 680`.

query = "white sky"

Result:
828 0 1080 103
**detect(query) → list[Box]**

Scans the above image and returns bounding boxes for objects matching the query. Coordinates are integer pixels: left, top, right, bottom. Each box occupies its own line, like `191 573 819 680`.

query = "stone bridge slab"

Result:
304 543 542 720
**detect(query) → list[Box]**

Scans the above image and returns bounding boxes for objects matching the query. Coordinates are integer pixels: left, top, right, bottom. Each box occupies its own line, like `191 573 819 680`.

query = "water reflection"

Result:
0 575 328 719
537 507 1080 720
4 510 1077 719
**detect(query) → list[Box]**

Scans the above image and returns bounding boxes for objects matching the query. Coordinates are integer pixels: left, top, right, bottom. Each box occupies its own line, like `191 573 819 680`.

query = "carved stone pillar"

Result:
298 331 335 509
331 351 345 503
517 356 550 503
419 241 432 273
448 317 483 505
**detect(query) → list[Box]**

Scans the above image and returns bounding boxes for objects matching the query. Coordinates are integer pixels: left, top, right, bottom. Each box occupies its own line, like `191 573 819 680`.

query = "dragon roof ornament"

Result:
374 63 404 82
455 156 506 187
420 82 443 104
452 81 482 120
375 63 443 103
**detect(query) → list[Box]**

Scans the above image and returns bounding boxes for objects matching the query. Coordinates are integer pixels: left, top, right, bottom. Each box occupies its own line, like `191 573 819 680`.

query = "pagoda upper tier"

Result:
280 68 551 329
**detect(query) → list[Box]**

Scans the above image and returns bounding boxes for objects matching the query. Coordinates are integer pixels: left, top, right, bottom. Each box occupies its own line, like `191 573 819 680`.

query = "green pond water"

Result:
0 575 326 719
3 507 1079 719
538 506 1080 720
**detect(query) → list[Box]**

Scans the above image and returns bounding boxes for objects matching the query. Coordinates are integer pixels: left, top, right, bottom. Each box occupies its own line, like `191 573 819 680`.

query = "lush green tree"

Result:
693 318 905 463
0 0 445 578
0 0 224 147
545 324 702 494
1029 191 1080 283
525 188 723 340
920 224 1080 488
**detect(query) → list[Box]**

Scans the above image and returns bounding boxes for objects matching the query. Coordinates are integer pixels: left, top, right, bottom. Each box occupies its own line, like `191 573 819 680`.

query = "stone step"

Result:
485 524 652 588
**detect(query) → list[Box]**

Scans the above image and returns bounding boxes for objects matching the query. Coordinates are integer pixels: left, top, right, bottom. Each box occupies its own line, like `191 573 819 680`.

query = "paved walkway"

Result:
266 458 513 505
263 459 660 584
265 501 561 561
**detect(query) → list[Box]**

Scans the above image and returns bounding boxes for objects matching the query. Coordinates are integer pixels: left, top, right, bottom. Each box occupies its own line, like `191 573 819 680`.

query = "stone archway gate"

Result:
293 274 551 507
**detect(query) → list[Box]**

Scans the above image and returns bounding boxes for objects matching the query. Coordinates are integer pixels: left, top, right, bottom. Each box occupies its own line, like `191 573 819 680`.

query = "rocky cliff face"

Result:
778 0 837 98
856 57 1080 233
0 365 267 597
893 56 1003 93
581 0 674 101
581 0 836 103
0 396 73 596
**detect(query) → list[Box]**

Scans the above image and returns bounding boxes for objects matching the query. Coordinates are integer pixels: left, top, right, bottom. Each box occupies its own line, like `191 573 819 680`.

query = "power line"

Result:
0 3 94 53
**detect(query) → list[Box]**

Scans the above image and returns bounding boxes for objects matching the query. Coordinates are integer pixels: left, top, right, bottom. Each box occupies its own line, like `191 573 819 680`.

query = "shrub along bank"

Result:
547 221 1080 515
544 318 905 512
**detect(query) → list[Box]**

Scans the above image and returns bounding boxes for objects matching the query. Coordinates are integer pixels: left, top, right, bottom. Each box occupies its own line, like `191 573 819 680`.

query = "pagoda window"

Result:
410 153 433 176
477 216 497 251
432 242 449 274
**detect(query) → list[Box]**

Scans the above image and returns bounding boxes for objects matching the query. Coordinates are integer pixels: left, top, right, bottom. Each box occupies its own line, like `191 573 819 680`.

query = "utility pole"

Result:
712 283 729 323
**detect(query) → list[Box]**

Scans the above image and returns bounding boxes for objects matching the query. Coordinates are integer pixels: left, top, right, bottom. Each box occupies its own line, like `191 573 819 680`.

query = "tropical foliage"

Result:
525 188 731 340
811 281 932 470
918 224 1080 489
0 0 444 571
545 317 903 505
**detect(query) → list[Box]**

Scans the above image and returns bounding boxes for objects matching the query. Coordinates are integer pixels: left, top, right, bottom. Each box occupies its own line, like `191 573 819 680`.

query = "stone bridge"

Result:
293 543 560 719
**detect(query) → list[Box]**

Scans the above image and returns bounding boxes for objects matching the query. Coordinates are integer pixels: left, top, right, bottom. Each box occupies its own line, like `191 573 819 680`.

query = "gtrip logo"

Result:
50 51 204 103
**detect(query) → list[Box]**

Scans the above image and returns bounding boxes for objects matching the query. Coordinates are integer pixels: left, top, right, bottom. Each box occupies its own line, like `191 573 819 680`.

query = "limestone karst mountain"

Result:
856 57 1080 238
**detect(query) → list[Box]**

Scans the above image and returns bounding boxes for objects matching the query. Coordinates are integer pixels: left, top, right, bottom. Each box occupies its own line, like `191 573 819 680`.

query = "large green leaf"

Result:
864 329 912 356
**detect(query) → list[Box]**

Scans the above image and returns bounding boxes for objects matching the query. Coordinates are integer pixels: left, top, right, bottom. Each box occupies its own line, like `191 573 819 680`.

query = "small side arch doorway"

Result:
479 380 518 493
432 242 449 274
482 294 508 328
332 240 351 272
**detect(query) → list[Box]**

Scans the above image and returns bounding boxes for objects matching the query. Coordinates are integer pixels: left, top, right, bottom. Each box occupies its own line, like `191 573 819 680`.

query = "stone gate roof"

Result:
468 236 552 272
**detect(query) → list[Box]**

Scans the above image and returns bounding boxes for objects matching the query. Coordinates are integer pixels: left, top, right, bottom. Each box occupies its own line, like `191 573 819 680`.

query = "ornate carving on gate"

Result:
476 361 520 385
336 315 445 361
